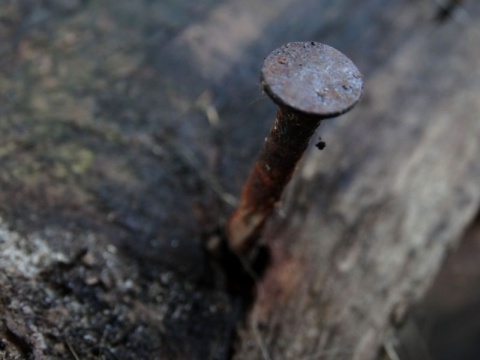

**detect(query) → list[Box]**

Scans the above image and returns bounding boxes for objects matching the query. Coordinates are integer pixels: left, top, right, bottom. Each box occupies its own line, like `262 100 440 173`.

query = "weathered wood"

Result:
0 1 235 359
395 216 480 360
233 2 480 359
0 0 479 359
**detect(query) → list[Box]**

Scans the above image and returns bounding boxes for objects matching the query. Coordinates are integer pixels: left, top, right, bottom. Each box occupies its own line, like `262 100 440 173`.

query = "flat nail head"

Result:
261 42 363 117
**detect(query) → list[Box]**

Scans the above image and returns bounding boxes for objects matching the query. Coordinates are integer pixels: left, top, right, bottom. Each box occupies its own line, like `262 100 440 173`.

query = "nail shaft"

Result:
227 108 321 253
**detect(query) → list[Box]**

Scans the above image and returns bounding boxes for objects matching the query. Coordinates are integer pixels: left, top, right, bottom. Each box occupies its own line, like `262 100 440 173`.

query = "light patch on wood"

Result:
173 0 293 81
0 217 67 278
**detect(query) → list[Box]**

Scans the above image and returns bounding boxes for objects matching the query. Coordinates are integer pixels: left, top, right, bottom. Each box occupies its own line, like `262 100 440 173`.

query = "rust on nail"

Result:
227 42 363 255
261 42 362 117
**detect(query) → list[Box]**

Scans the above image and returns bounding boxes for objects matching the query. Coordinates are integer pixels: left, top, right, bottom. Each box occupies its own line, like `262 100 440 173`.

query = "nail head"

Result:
261 42 363 117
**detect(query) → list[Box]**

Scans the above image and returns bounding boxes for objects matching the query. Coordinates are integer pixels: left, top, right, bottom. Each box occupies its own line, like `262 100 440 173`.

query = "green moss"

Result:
55 144 95 177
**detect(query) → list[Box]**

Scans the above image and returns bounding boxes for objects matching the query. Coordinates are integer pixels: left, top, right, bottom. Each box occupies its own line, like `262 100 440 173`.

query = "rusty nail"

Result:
227 42 363 255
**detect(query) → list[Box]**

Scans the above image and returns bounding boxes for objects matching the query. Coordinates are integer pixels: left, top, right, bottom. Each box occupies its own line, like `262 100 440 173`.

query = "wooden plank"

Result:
233 2 480 359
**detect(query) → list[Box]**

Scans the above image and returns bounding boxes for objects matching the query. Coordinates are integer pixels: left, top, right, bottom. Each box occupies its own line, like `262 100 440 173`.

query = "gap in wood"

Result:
204 228 271 359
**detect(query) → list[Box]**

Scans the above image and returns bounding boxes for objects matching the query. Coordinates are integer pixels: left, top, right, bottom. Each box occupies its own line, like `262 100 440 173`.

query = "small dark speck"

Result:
342 85 350 91
316 138 326 150
311 41 315 46
435 0 463 22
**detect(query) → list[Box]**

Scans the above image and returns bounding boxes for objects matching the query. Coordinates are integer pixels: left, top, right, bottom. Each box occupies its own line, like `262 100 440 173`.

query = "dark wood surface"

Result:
0 0 479 359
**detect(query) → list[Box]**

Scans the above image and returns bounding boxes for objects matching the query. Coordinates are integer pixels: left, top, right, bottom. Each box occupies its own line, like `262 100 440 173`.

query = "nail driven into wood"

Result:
227 42 363 255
